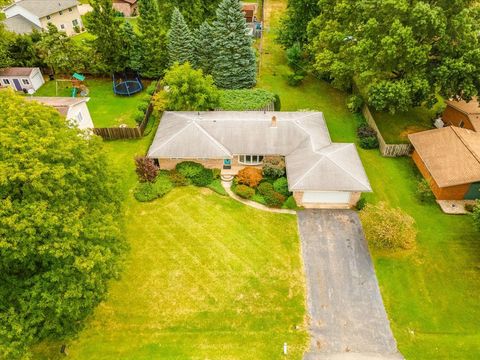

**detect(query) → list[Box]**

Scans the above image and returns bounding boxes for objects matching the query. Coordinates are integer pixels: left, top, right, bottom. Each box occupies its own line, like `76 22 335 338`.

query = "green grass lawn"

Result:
259 1 480 358
34 78 147 127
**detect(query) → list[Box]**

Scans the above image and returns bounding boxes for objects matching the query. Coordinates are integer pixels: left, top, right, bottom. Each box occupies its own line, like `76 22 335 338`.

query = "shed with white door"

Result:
0 67 45 92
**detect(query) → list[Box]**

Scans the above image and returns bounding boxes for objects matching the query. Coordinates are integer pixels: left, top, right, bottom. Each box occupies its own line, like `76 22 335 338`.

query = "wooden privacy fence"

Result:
362 104 413 157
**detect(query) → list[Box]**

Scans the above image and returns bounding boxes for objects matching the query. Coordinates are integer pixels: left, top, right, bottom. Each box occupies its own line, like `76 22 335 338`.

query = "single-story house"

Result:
147 111 372 208
3 0 82 36
25 97 94 130
409 126 480 200
112 0 138 17
442 97 480 132
0 67 44 92
241 2 257 23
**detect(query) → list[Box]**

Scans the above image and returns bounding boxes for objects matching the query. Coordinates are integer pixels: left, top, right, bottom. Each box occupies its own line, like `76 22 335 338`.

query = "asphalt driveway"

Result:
297 210 403 360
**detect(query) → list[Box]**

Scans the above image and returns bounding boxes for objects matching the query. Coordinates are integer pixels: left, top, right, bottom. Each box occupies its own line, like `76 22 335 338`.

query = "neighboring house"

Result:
409 126 480 200
442 97 480 132
147 111 372 208
3 0 82 36
112 0 138 17
25 97 94 130
241 2 257 23
0 67 44 92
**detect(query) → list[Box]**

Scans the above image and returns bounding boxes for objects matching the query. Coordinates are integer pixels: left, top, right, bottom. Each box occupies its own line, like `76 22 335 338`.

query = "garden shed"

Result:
442 97 480 132
409 126 480 200
147 111 372 208
0 67 44 92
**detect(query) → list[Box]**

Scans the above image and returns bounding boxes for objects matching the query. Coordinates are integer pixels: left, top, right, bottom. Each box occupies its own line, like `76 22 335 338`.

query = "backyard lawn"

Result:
34 78 147 127
259 0 480 358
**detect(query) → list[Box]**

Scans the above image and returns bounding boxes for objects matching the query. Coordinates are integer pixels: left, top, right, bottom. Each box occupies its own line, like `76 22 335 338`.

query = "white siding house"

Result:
0 67 45 92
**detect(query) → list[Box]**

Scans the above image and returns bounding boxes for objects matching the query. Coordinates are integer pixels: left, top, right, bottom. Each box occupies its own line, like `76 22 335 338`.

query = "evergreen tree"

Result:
138 0 168 78
0 24 12 68
212 0 256 89
85 0 124 72
157 0 221 28
193 21 214 74
119 22 141 71
167 8 194 65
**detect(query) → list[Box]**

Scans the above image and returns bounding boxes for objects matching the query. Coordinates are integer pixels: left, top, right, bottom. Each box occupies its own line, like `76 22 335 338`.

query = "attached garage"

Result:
302 191 351 204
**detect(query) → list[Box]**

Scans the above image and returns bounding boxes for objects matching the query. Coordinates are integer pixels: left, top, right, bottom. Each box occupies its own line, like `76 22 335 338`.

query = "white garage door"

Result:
302 191 351 204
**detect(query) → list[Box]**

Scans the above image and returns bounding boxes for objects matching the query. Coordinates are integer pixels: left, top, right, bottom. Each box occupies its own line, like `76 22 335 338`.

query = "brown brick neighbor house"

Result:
409 126 480 200
147 111 372 209
442 97 480 132
112 0 138 17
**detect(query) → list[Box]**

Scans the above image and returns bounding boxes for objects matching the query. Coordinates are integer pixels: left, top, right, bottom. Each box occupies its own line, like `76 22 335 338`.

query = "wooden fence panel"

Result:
92 127 142 140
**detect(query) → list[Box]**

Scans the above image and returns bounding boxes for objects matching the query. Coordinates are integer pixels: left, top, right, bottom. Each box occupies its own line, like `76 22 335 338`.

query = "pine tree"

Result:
193 21 214 74
138 0 168 78
212 0 256 89
119 22 141 71
167 8 194 65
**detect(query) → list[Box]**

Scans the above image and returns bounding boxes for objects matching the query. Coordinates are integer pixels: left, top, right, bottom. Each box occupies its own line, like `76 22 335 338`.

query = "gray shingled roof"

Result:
148 111 371 192
5 0 78 18
2 15 41 34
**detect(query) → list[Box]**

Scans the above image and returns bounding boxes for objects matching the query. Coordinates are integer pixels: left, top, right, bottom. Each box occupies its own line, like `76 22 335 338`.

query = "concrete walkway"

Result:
297 210 403 360
221 181 296 214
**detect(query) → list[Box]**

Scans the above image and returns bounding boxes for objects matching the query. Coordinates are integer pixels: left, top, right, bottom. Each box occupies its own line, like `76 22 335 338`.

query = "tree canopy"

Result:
307 0 480 113
278 0 319 49
167 8 194 65
212 0 256 89
193 21 215 74
157 0 220 28
0 90 125 358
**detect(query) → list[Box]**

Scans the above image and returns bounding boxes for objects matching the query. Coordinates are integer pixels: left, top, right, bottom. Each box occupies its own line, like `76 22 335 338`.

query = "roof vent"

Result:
271 116 277 128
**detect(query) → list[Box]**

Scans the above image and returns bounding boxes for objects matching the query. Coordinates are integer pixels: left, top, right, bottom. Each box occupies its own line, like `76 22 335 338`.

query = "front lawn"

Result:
34 78 147 127
259 0 480 358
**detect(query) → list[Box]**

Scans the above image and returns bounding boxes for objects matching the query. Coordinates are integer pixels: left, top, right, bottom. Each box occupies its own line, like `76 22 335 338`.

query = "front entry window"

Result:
238 155 264 165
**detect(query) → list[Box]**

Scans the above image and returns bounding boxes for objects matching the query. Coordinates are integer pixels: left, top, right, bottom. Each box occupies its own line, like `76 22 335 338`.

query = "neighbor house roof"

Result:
409 126 480 187
0 67 37 77
2 14 41 34
24 96 89 116
5 0 78 18
148 111 371 192
446 97 480 132
115 0 137 4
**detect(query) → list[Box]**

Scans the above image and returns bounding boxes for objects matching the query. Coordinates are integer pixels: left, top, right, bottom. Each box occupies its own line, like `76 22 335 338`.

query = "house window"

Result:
72 19 78 26
60 24 65 29
59 11 63 15
3 79 10 85
46 15 51 20
76 112 83 123
459 120 465 128
22 79 30 85
238 155 264 165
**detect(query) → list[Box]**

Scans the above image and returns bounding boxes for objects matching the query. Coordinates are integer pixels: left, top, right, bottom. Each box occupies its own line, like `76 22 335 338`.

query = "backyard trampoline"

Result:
112 71 143 96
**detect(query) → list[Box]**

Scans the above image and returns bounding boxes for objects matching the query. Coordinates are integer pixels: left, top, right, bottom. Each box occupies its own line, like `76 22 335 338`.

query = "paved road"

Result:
297 210 403 360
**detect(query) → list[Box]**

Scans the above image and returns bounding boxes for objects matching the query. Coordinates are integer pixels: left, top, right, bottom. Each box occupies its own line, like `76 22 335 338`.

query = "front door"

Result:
223 159 232 169
464 182 480 200
12 79 22 91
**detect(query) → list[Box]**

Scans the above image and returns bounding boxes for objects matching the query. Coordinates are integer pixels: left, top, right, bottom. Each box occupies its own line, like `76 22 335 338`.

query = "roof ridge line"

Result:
147 119 192 156
323 148 371 189
289 155 326 189
192 121 232 157
452 126 480 164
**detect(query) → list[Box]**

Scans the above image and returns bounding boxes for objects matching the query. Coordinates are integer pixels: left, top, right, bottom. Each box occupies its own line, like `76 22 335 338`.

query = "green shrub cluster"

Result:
218 89 276 110
168 170 189 186
192 168 214 186
416 179 435 203
357 124 379 149
273 177 290 197
146 81 158 95
235 184 255 199
262 156 285 179
176 161 204 179
134 175 173 202
257 182 286 208
346 94 364 113
282 195 298 210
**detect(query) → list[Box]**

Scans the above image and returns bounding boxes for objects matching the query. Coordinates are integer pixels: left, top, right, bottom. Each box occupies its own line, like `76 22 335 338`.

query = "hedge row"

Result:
218 89 276 111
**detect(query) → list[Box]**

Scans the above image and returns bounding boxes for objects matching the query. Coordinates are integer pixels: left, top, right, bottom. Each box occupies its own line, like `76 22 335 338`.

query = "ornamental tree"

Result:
212 0 256 89
0 90 125 358
308 0 480 113
167 8 194 65
138 0 168 78
158 62 220 111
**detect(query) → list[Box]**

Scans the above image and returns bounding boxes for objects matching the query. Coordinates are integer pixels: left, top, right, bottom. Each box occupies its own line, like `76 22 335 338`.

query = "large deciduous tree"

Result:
308 0 480 113
0 90 125 358
167 8 194 65
138 0 168 78
193 21 215 74
278 0 319 49
212 0 256 89
85 0 124 72
0 24 12 68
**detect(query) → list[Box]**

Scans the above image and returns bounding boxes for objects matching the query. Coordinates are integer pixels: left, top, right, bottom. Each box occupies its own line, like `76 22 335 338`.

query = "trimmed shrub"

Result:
235 184 255 199
287 72 305 87
346 94 364 113
473 201 480 231
273 177 290 197
282 195 297 209
237 167 263 188
356 197 367 210
251 193 267 205
416 179 435 203
168 170 189 186
134 182 157 202
360 202 417 250
176 161 204 179
138 102 149 113
262 156 285 179
264 191 286 208
153 176 173 197
192 168 214 187
286 43 304 69
212 168 221 180
357 124 379 149
135 156 159 182
134 110 145 124
258 182 274 196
